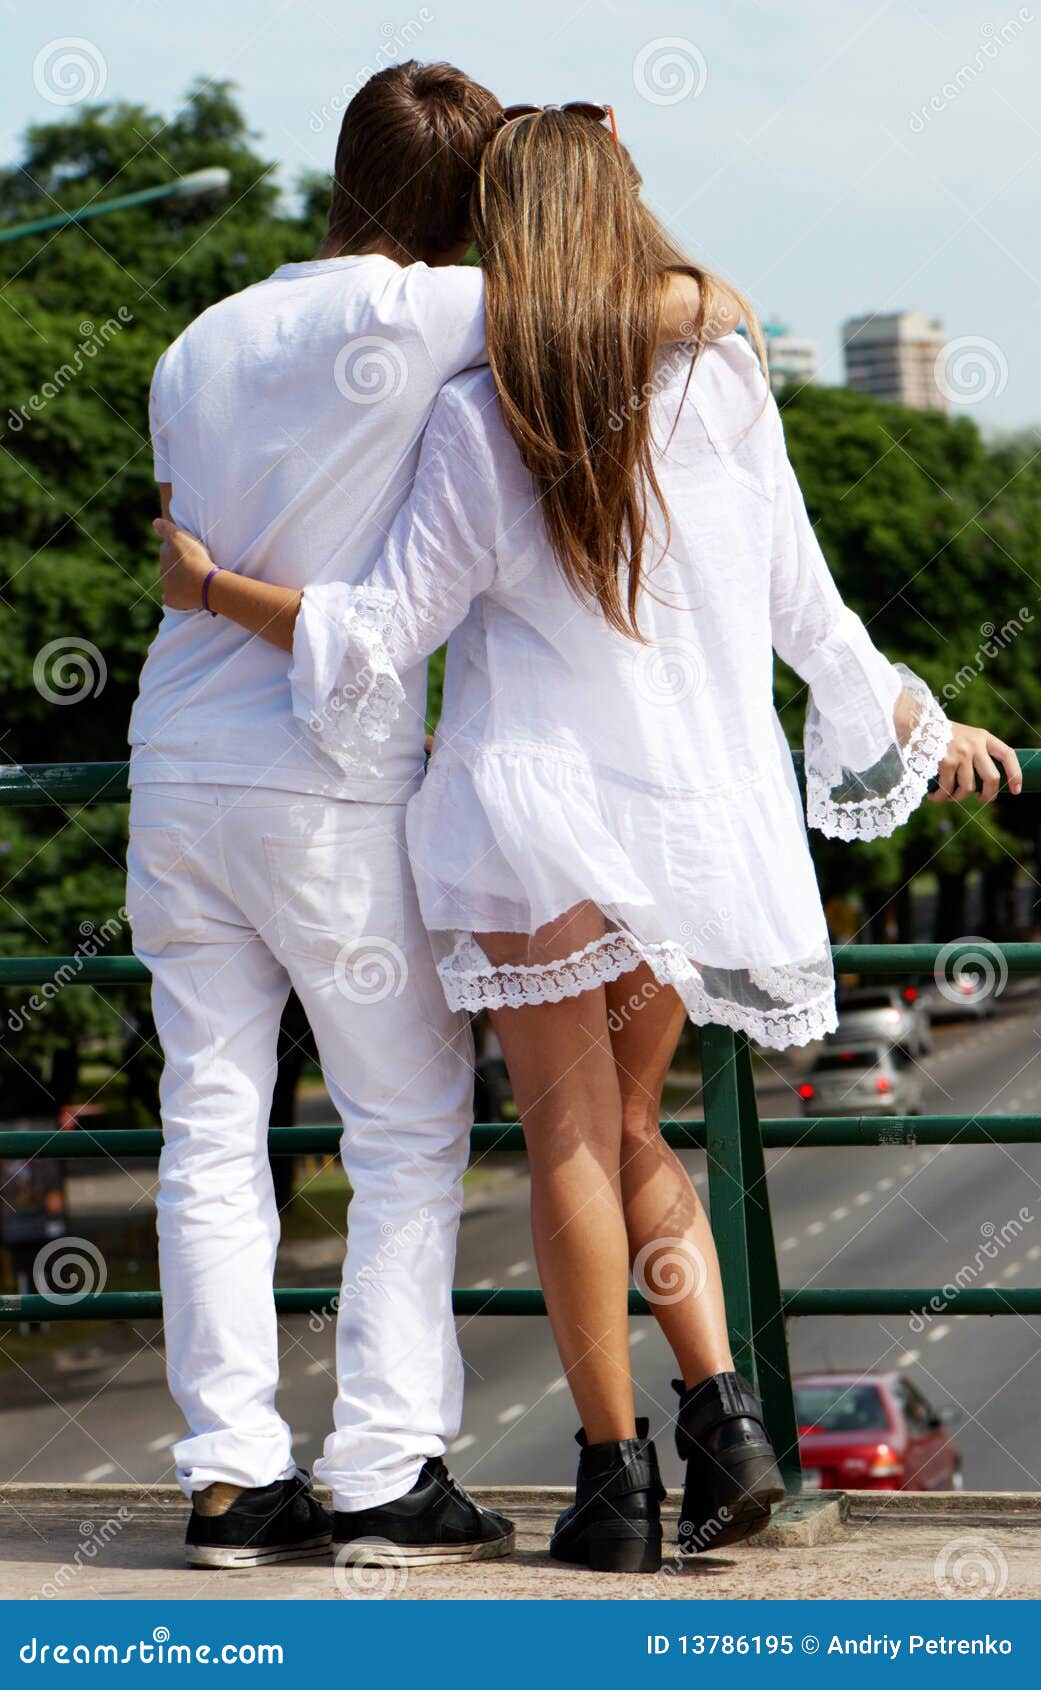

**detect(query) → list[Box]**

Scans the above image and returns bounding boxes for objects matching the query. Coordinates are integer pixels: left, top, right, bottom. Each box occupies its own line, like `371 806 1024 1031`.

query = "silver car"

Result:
831 985 932 1055
918 977 996 1024
799 1042 924 1117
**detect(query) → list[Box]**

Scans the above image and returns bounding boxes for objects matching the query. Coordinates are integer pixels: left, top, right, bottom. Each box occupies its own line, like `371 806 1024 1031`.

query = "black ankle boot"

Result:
550 1418 665 1574
673 1371 784 1553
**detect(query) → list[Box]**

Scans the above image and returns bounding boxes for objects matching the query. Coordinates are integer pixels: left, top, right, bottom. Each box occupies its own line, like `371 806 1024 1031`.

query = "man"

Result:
130 59 729 1571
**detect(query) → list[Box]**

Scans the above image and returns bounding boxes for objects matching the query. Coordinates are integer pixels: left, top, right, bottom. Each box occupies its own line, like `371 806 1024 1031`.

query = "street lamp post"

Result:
0 167 232 246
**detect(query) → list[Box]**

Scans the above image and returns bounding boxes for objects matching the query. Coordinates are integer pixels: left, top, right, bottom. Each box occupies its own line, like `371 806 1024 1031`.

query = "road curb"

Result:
8 1483 1037 1525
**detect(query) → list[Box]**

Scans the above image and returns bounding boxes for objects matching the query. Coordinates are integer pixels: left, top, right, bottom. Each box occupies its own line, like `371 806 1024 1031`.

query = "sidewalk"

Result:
2 1487 1039 1600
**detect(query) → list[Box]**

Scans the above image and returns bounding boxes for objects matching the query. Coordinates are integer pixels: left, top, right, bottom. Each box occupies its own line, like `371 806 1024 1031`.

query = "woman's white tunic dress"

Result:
288 334 949 1050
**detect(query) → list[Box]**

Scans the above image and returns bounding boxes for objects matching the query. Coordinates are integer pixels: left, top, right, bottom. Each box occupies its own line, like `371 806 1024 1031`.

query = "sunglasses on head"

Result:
500 102 620 144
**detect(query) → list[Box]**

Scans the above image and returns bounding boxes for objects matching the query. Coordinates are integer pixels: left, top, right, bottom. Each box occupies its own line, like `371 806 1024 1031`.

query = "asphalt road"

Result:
2 998 1040 1497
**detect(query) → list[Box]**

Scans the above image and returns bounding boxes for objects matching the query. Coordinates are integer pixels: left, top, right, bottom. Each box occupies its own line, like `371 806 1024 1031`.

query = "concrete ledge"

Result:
843 1487 1041 1520
2 1487 1040 1601
755 1491 849 1548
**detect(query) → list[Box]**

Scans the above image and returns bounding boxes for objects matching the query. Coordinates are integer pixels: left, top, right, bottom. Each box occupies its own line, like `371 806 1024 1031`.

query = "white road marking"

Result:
1003 1261 1023 1279
854 1191 872 1206
781 1236 799 1251
305 1360 327 1376
807 1220 825 1236
546 1375 569 1395
898 1349 920 1366
496 1403 526 1424
630 1329 647 1345
505 1261 531 1279
1027 1246 1041 1262
82 1463 116 1481
876 1178 895 1192
927 1324 950 1343
899 1162 915 1177
291 1432 311 1445
450 1433 477 1454
145 1433 176 1452
830 1206 850 1220
470 1278 494 1291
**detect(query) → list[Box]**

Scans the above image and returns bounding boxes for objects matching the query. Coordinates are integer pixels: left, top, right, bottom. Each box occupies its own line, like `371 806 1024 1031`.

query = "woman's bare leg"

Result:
482 909 635 1444
605 966 734 1387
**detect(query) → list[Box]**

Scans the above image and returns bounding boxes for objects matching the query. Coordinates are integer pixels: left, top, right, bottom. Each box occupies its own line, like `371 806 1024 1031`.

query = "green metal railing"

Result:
2 759 1040 1496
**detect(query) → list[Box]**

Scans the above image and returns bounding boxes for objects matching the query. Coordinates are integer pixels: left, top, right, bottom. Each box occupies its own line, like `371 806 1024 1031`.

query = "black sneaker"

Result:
185 1472 332 1569
332 1457 515 1567
550 1420 665 1574
673 1372 785 1553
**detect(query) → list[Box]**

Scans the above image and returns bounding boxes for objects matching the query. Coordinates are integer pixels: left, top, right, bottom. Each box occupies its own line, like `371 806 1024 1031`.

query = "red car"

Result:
793 1371 964 1491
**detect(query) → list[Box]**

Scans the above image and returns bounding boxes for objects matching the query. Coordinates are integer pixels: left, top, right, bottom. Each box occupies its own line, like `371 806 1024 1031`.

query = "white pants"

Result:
127 784 473 1512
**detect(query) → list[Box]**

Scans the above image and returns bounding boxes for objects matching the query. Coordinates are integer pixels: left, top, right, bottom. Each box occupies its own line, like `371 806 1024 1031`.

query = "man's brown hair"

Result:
324 60 503 262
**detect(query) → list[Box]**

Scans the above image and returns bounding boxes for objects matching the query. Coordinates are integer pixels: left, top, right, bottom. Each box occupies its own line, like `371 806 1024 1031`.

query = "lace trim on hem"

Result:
294 585 404 779
806 670 950 842
438 932 837 1051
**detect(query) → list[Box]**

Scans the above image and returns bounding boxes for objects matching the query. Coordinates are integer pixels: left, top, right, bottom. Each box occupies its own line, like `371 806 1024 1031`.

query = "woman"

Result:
155 108 1021 1574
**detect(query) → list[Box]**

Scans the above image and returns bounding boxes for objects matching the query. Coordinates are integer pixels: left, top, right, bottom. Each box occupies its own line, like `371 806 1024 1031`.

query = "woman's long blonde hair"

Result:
471 110 764 639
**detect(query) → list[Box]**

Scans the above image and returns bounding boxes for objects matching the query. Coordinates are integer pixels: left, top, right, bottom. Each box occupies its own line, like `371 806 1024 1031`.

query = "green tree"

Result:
0 83 324 1110
776 382 1041 939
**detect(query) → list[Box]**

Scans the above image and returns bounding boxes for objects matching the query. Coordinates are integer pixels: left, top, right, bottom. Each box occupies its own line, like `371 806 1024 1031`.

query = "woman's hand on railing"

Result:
929 721 1023 803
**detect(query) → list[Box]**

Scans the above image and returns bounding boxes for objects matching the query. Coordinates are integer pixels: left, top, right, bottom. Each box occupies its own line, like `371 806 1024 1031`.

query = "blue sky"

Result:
2 0 1038 428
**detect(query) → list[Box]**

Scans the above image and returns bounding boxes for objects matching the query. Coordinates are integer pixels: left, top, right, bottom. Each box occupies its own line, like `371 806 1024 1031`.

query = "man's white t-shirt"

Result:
129 254 485 801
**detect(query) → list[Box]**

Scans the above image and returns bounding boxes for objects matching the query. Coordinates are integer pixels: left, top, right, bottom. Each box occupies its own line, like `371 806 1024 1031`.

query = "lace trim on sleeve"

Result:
288 583 405 778
806 664 950 842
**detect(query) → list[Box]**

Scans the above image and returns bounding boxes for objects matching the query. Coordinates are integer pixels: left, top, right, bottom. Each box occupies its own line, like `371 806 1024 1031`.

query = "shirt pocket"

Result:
125 825 206 955
262 827 407 969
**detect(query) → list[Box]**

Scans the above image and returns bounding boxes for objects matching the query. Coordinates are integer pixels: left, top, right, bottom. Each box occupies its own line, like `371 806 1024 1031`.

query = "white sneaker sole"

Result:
186 1533 332 1569
332 1529 515 1568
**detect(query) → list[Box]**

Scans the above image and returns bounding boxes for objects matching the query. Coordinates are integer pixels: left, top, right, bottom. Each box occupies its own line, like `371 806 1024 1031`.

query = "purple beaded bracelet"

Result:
201 566 221 616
